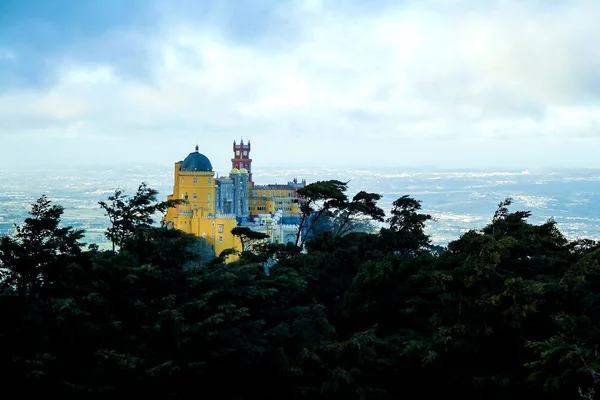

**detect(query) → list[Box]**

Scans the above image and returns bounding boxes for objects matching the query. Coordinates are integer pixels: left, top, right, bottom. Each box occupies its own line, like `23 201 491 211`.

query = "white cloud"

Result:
1 0 600 169
62 65 116 85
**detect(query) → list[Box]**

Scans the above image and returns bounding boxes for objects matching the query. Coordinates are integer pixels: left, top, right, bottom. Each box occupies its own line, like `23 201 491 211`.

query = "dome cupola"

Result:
180 145 213 172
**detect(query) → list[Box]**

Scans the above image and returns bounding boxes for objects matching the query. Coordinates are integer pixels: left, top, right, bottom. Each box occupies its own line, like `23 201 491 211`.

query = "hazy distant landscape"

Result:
2 166 599 247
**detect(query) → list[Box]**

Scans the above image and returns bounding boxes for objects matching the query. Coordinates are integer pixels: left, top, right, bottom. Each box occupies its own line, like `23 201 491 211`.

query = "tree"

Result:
0 196 89 394
212 247 239 265
99 183 182 252
335 191 385 236
122 226 213 268
0 196 84 298
5 183 600 399
294 180 348 248
379 195 432 257
231 226 269 253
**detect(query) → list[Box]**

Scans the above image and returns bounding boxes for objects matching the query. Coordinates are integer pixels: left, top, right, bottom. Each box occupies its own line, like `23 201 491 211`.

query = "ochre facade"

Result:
164 141 306 261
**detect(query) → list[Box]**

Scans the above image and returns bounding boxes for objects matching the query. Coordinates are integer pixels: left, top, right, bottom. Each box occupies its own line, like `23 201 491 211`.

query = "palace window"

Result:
208 193 211 200
193 177 197 184
193 203 197 208
236 150 240 156
243 151 247 156
180 178 184 184
218 236 223 242
212 221 216 227
218 224 223 233
208 202 211 208
208 178 211 183
211 233 215 238
193 193 197 200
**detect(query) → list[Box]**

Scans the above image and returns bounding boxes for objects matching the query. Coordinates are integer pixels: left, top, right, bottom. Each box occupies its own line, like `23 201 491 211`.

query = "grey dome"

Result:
180 146 213 172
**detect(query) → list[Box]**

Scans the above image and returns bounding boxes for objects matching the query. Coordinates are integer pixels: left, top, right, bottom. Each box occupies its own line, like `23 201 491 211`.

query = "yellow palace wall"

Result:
164 146 305 263
249 187 300 215
164 162 242 261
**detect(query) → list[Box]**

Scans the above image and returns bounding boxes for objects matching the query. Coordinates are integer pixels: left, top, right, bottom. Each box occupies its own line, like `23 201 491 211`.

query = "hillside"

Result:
1 181 599 399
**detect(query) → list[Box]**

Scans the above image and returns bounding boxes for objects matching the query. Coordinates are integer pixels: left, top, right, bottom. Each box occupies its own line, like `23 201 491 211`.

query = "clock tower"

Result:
231 138 253 185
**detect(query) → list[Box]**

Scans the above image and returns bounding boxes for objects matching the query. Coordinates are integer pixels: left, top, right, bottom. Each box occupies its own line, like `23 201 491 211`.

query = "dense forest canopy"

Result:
1 180 599 399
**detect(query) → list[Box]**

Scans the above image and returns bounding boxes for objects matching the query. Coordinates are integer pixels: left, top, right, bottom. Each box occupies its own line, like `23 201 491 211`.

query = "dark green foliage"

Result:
2 185 600 399
295 179 349 247
310 191 384 238
0 195 85 298
99 182 183 251
336 191 385 235
231 226 269 253
379 195 432 257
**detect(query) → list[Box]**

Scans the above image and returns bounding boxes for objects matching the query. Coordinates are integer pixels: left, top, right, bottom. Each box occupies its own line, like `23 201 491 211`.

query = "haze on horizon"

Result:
1 0 599 170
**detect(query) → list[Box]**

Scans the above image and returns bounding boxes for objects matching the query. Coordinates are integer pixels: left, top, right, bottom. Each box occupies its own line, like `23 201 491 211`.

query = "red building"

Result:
231 139 253 185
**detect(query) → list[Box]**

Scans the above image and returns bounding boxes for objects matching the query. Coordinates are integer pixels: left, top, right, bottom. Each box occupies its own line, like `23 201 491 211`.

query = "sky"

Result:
1 0 599 170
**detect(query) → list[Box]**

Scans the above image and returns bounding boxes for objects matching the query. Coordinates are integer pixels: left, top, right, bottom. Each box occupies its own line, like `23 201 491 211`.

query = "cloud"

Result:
1 0 600 169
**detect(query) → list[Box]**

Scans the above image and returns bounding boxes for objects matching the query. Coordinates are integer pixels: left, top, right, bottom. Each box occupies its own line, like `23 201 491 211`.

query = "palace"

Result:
164 140 306 258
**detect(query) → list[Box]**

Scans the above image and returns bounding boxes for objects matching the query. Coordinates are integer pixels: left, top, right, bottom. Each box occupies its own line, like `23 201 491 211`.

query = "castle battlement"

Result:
201 213 237 219
254 184 300 190
280 224 299 230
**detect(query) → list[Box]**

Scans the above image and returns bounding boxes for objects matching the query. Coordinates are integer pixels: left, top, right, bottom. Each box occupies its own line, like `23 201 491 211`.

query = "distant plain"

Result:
2 166 599 247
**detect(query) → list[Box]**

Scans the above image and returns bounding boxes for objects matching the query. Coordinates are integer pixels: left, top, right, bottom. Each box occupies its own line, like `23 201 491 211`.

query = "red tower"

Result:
231 139 253 184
